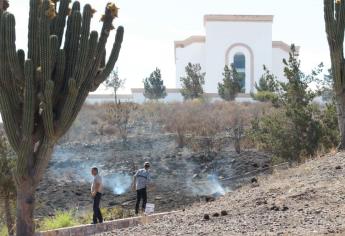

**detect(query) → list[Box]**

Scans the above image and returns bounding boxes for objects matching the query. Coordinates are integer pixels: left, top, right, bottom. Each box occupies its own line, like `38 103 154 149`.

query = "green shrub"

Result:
39 211 77 231
319 102 339 151
0 225 8 236
78 207 133 225
248 45 336 163
251 91 279 105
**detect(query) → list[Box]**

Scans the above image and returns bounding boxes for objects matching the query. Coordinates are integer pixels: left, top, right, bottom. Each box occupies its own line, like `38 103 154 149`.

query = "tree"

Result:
249 45 324 163
251 65 280 105
255 65 280 92
104 69 126 104
324 0 345 149
106 102 137 147
218 64 242 101
143 68 167 100
0 131 15 236
0 1 124 235
180 63 205 100
320 69 334 102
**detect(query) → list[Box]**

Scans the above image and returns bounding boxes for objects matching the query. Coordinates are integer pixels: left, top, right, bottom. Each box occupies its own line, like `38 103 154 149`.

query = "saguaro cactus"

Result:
0 0 124 235
324 0 345 149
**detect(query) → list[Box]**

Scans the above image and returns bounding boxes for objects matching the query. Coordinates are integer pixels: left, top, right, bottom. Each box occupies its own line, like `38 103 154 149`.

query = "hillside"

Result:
101 152 345 236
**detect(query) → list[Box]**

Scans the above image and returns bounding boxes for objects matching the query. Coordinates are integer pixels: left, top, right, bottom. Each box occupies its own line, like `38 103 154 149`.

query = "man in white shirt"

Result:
133 162 151 214
91 167 103 224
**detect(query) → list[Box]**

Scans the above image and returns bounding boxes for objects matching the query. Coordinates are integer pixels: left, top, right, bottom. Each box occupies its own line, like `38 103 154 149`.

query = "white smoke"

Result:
188 174 231 196
103 173 132 195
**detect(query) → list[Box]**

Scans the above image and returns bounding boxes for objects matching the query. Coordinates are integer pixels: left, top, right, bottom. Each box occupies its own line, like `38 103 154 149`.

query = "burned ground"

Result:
35 133 271 218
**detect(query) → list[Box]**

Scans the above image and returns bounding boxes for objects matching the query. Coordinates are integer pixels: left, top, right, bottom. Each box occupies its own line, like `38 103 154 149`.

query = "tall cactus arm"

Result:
52 49 66 105
56 79 77 136
324 0 336 47
41 80 55 139
52 0 70 46
28 0 40 66
81 30 98 85
16 60 36 177
63 11 81 87
336 2 345 45
50 35 59 74
22 60 35 144
62 4 123 135
92 26 124 90
39 0 54 90
4 13 24 87
83 3 119 90
63 2 81 87
0 91 20 152
17 49 25 73
324 0 345 91
74 4 92 87
63 1 80 52
0 13 21 150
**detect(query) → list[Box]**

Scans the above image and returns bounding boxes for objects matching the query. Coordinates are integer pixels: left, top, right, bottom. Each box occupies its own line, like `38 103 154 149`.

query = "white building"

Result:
87 14 298 104
175 15 297 94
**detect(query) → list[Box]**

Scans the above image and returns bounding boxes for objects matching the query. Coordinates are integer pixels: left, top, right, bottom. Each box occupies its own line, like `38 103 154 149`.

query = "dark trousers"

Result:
93 192 103 223
135 188 147 214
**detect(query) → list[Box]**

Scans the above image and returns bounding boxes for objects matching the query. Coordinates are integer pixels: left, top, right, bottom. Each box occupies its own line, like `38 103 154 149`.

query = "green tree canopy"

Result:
143 68 167 100
180 63 205 100
218 64 242 101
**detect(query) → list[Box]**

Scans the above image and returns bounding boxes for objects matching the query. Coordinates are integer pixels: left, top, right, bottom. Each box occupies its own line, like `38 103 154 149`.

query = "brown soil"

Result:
100 152 345 236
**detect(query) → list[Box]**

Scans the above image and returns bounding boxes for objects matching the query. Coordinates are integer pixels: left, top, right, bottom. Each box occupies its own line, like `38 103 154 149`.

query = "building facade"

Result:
175 15 296 94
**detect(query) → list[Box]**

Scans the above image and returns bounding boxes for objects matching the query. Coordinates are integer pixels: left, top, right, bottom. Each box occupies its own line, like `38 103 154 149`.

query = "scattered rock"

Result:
270 205 280 211
212 213 220 217
205 196 216 202
220 210 228 216
256 199 268 205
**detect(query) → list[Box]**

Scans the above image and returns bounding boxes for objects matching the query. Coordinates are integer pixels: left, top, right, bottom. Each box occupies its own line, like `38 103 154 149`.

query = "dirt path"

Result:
100 152 345 236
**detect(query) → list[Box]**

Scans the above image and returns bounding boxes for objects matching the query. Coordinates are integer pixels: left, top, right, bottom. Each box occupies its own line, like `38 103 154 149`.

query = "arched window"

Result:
234 53 245 92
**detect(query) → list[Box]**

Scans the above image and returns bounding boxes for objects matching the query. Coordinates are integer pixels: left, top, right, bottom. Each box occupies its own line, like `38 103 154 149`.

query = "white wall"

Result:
272 47 289 83
132 90 185 103
175 43 206 88
204 21 273 93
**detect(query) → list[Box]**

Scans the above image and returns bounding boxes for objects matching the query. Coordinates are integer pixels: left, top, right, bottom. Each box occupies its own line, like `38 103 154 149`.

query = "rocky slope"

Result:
101 151 345 236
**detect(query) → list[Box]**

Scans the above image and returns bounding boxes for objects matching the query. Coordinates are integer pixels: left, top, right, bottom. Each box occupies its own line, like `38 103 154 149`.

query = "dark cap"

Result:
144 162 150 167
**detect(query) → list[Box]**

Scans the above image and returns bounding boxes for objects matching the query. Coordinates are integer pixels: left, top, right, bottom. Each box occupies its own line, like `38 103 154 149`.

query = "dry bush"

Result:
161 100 271 154
106 102 138 146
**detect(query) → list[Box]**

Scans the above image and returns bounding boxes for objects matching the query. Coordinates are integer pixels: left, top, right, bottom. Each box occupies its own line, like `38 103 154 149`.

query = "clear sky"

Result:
8 0 329 93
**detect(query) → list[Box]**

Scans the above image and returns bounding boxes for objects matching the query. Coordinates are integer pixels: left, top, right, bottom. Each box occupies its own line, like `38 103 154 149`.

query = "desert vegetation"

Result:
180 63 205 100
218 64 244 101
0 0 124 234
143 68 167 100
0 0 344 235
